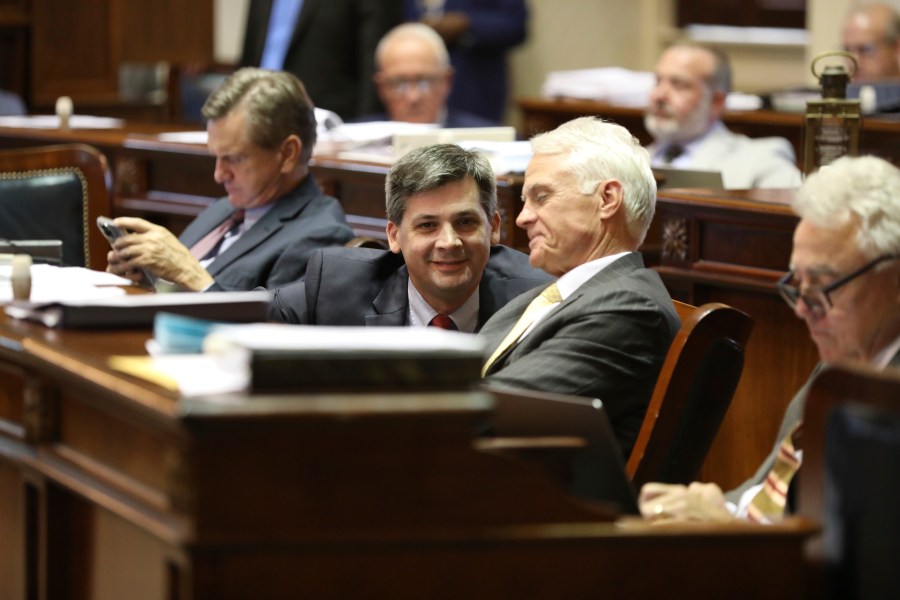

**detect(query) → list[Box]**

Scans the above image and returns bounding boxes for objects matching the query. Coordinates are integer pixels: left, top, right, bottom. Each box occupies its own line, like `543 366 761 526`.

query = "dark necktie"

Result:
662 144 685 164
189 210 245 261
429 314 457 330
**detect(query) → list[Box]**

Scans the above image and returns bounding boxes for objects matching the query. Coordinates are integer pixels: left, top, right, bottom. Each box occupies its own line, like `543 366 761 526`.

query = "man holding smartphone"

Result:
106 68 354 291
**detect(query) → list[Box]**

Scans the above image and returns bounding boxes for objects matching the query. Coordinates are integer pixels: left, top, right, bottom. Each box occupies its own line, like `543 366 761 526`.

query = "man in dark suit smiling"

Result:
270 143 550 330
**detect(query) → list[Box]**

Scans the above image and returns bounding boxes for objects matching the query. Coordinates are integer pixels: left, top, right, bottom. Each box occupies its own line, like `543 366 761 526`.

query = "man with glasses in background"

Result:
842 3 900 83
359 23 497 127
639 155 900 523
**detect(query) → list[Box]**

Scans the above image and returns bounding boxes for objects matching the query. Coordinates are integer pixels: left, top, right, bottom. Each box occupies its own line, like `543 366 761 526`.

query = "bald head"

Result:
842 3 900 82
374 23 454 124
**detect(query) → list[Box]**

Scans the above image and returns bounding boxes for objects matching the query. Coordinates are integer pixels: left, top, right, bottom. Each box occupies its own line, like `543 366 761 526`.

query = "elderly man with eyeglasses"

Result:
638 155 900 524
359 23 498 127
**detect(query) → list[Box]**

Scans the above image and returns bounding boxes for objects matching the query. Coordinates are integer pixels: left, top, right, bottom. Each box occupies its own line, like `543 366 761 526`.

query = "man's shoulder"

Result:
484 245 552 282
316 246 404 277
712 125 796 161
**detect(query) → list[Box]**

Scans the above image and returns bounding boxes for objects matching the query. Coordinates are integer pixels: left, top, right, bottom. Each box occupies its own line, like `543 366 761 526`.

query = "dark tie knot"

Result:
662 144 685 164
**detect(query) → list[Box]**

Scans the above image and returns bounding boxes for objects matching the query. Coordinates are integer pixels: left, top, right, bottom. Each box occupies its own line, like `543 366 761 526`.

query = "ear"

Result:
279 135 302 172
709 89 727 119
385 220 402 254
596 179 624 219
489 210 501 245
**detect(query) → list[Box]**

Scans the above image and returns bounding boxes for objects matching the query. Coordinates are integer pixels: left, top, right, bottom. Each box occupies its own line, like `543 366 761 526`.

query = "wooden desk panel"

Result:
651 188 820 489
518 97 900 166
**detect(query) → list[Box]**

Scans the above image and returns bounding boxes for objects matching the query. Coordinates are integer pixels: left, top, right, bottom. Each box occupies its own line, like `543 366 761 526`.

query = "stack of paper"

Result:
541 68 656 107
206 323 487 393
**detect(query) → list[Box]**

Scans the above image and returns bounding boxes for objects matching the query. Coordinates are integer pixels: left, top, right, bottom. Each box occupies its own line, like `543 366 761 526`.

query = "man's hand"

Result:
638 481 735 522
105 217 214 291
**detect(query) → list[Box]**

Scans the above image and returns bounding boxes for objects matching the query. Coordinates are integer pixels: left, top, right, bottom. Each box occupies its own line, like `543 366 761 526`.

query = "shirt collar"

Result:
872 332 900 370
555 251 631 299
407 278 480 333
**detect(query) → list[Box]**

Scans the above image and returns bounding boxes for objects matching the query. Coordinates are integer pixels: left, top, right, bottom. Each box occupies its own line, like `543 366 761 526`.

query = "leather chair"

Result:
797 365 900 600
0 144 112 269
626 300 754 488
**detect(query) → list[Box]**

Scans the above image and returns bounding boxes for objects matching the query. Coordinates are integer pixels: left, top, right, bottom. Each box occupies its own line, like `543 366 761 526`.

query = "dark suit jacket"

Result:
351 109 499 128
725 349 900 504
181 175 354 291
479 252 681 456
241 0 402 120
269 244 552 328
403 0 528 123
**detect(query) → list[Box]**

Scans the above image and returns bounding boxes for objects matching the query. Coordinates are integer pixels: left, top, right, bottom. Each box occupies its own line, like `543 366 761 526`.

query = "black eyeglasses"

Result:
777 253 899 317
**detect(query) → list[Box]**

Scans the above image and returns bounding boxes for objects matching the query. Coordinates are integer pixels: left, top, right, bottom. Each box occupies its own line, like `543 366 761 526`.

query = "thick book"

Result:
205 324 486 393
5 290 271 329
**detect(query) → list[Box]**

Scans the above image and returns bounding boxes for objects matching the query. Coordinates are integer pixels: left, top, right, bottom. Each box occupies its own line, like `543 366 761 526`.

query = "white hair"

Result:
793 155 900 258
529 117 657 245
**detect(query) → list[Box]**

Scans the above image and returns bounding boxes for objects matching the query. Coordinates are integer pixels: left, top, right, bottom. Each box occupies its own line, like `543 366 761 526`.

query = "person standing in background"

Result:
404 0 527 123
240 0 403 120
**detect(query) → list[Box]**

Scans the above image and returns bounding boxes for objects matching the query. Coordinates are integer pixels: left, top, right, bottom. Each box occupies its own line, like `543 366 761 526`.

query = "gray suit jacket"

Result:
269 245 553 328
649 123 802 190
182 175 354 291
726 349 900 503
479 252 681 456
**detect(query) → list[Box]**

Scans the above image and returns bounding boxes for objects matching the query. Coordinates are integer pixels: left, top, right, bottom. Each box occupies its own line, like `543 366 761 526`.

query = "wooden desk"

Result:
0 122 821 488
0 313 817 599
0 124 529 251
652 188 819 488
518 97 900 165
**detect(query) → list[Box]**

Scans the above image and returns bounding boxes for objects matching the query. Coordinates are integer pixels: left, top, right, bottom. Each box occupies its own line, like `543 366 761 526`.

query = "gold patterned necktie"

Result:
481 283 561 377
746 423 802 524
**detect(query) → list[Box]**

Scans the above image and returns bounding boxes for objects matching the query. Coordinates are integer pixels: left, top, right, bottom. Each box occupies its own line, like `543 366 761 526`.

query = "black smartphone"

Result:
96 216 157 288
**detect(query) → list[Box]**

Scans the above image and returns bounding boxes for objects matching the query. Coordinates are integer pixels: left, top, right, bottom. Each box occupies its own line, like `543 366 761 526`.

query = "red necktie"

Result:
189 210 245 260
429 314 457 330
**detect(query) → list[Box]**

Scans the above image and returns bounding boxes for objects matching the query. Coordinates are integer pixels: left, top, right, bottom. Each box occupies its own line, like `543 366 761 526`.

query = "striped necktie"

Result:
746 423 802 524
481 283 561 377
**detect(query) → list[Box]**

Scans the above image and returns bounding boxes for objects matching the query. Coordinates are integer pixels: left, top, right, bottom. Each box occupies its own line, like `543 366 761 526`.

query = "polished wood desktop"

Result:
518 97 900 165
0 311 817 599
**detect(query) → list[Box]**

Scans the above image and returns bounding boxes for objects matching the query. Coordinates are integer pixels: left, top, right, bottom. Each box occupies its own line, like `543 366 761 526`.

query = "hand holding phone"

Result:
97 216 157 288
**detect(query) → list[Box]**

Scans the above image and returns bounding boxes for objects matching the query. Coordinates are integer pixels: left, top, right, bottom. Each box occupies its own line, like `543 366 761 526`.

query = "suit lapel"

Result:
366 265 409 326
207 178 313 276
179 200 235 248
483 253 644 374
